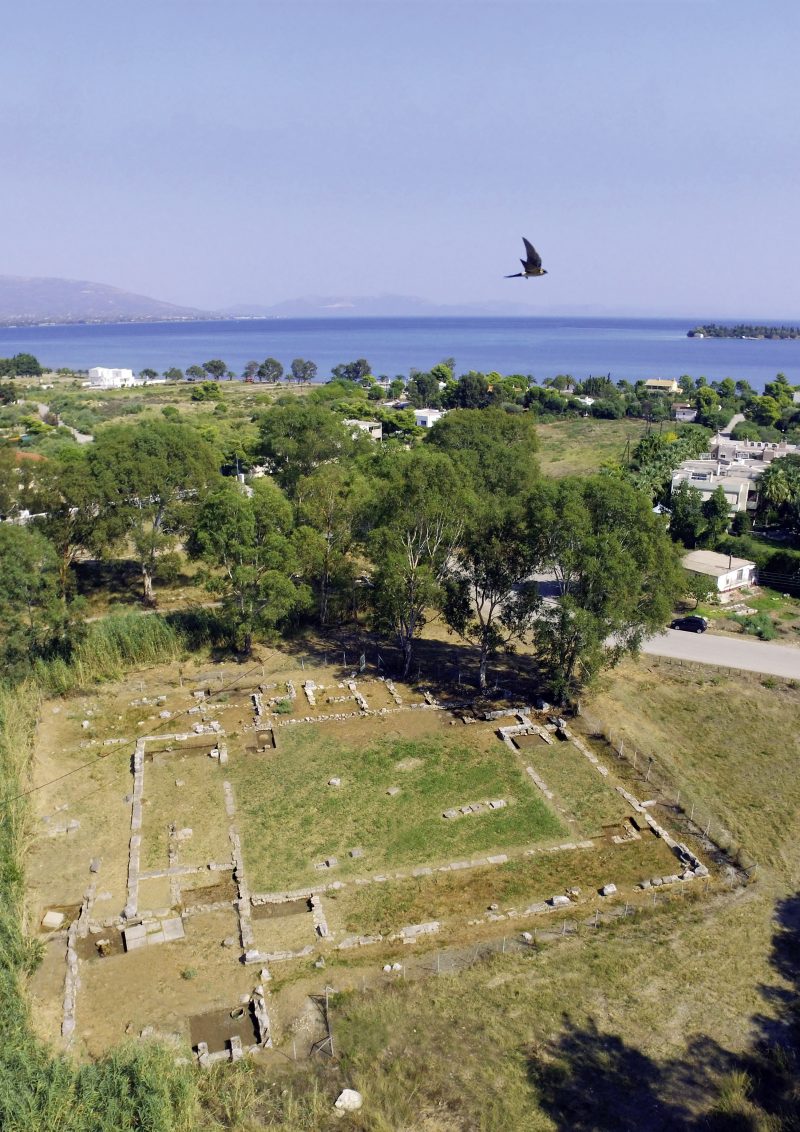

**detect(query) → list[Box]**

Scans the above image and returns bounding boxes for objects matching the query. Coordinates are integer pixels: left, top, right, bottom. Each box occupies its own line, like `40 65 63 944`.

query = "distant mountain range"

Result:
0 274 570 325
0 273 713 325
0 275 206 325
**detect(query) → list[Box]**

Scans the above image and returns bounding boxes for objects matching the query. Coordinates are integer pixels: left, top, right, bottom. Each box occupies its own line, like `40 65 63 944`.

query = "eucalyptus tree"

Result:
188 478 310 653
31 448 110 597
258 357 284 384
0 524 79 674
294 463 371 625
368 448 469 678
89 420 220 605
528 476 682 703
443 500 541 689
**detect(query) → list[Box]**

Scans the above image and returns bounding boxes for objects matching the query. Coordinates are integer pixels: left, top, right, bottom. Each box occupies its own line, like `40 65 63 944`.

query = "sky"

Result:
2 0 799 317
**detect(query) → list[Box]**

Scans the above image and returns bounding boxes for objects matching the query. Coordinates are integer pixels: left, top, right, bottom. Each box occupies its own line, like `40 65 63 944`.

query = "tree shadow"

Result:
525 893 800 1130
526 1014 720 1130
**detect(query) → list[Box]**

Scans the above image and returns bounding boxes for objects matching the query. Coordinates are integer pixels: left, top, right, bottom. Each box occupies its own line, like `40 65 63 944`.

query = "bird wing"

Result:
522 238 542 270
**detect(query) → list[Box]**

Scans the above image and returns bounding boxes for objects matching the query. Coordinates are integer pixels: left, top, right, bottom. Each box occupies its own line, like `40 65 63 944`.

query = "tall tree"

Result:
188 479 309 653
291 358 317 384
368 449 468 678
258 357 284 384
294 463 370 625
31 449 108 597
668 481 705 547
202 359 228 381
425 408 539 498
443 502 540 688
258 401 354 493
90 420 219 604
528 477 682 703
0 524 79 674
701 485 731 544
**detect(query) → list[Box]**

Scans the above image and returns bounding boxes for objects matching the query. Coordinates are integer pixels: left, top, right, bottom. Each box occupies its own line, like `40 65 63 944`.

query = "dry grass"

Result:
534 417 647 477
586 658 800 877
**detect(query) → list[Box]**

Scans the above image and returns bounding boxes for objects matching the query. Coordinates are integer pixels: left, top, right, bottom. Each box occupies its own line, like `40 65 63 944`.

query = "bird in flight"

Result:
506 237 547 278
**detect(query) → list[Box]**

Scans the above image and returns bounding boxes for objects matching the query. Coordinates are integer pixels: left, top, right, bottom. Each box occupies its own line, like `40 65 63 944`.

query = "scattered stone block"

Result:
41 910 65 931
600 884 617 897
334 1089 364 1113
349 847 364 859
328 777 341 787
442 808 458 820
548 894 571 908
89 858 101 874
386 786 400 796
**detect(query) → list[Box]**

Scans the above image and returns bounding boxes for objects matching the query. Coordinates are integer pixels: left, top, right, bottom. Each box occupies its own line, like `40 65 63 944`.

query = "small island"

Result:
688 323 800 339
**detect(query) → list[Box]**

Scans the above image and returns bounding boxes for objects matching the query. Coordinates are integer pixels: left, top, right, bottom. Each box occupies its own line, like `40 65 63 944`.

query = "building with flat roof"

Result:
88 366 136 388
644 378 680 394
682 550 756 592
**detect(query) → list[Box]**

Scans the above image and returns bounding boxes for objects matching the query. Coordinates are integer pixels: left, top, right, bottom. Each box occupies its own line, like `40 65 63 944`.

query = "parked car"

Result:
670 615 708 633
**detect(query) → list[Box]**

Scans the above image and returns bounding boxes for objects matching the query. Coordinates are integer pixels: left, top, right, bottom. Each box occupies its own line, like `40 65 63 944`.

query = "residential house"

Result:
643 378 680 394
681 550 757 593
343 419 383 441
414 408 444 429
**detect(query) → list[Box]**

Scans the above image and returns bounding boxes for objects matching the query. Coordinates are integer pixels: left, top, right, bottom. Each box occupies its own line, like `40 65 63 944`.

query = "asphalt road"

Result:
642 629 800 679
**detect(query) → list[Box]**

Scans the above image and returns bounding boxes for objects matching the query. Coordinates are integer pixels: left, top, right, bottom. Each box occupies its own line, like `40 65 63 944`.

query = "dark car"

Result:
670 615 708 633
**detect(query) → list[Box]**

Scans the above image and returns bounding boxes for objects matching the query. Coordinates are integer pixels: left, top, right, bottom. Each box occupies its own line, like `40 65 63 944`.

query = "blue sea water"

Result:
0 317 798 392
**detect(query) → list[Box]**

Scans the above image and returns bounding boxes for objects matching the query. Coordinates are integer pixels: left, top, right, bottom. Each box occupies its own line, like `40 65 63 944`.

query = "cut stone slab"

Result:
600 884 617 897
548 894 571 908
328 777 341 787
349 848 364 859
161 917 185 942
386 786 401 796
41 910 65 931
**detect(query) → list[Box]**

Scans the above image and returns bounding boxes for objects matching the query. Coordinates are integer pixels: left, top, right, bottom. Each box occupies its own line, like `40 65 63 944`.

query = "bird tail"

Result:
505 273 524 278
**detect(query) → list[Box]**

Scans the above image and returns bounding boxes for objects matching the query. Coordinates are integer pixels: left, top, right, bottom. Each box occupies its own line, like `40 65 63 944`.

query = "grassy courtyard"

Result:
229 720 566 891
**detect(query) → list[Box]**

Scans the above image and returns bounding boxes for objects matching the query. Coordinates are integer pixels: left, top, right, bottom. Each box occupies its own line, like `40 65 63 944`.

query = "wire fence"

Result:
578 708 757 877
646 653 796 687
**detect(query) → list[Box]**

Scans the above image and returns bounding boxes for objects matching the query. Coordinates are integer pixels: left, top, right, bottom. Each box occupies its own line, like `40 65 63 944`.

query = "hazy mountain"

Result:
221 294 542 318
0 275 208 325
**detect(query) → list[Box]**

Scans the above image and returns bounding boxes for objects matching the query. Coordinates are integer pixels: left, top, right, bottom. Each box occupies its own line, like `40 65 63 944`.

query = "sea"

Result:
0 317 798 392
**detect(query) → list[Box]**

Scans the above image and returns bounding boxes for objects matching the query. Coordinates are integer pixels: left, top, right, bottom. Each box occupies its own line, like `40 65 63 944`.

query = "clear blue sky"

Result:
2 0 799 316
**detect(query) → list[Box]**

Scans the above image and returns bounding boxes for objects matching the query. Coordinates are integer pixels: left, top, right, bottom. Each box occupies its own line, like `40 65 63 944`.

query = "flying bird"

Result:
506 237 547 278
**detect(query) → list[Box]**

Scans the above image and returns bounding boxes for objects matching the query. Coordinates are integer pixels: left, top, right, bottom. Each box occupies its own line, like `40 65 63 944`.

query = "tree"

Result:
188 479 309 653
89 420 220 604
258 401 353 493
443 502 541 688
701 485 730 544
294 463 370 625
753 395 782 427
668 481 705 547
683 570 716 609
0 524 79 674
757 454 800 531
186 365 206 382
258 357 284 384
425 408 539 498
388 378 405 399
9 353 42 377
163 367 184 382
331 359 372 385
368 449 468 678
406 372 441 408
444 372 491 410
202 359 228 381
190 381 223 402
139 368 158 381
31 449 108 597
291 358 317 384
242 360 259 382
528 477 682 703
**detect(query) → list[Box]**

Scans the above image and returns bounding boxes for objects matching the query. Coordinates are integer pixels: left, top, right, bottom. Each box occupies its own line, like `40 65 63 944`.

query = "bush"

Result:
732 611 777 640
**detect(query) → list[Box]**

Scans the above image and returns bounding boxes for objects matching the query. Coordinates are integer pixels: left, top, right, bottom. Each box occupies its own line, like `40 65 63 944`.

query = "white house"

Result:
343 418 383 441
88 367 136 388
414 408 444 429
681 549 757 593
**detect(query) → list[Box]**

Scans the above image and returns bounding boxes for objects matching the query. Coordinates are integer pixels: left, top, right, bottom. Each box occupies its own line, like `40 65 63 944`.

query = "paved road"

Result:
642 629 800 678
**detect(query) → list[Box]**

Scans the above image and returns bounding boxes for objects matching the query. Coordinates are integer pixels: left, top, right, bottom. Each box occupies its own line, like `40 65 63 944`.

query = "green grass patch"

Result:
535 417 647 477
515 736 631 832
334 834 679 936
231 729 565 891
